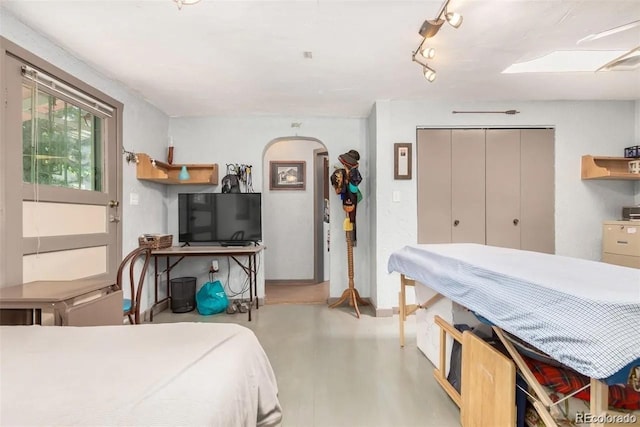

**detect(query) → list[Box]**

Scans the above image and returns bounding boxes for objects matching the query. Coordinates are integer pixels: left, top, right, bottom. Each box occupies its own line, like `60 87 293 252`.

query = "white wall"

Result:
166 116 369 300
264 138 324 281
1 11 170 314
374 100 638 310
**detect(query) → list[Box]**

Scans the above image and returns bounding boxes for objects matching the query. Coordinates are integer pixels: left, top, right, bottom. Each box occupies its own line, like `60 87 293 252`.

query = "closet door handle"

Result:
513 219 519 226
453 220 460 227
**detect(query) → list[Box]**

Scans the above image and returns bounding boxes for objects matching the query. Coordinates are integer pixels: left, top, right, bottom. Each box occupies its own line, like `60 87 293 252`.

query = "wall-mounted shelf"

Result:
136 153 218 184
581 155 640 180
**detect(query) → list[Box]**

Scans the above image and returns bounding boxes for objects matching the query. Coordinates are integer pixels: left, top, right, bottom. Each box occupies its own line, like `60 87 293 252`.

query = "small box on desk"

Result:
138 234 173 250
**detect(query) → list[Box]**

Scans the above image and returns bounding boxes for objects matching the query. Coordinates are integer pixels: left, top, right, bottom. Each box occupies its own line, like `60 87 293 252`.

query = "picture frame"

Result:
269 161 306 190
394 143 412 180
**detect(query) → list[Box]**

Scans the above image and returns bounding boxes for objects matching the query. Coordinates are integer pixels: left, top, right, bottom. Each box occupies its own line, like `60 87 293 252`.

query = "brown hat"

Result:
339 149 360 168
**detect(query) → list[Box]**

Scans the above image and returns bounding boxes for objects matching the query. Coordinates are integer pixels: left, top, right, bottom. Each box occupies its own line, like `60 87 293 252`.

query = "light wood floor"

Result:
265 280 329 305
154 304 460 427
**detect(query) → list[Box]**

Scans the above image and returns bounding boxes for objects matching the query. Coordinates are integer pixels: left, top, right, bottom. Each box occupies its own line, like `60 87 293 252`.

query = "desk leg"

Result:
247 254 253 322
151 256 159 322
253 253 258 310
166 256 172 310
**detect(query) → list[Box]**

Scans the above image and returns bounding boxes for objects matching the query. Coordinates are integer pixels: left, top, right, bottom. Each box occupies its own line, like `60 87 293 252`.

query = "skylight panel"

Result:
502 51 628 73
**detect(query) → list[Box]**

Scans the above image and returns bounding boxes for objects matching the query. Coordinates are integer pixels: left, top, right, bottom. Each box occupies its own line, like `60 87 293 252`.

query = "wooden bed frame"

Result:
398 274 638 427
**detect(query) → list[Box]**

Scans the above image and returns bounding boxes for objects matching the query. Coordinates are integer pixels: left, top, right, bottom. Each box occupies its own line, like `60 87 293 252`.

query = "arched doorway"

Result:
262 137 330 304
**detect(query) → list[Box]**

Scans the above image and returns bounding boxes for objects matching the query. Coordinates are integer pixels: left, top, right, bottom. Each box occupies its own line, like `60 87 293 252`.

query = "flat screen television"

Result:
178 193 262 246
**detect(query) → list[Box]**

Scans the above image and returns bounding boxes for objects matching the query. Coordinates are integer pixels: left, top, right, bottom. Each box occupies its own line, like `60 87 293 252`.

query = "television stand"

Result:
149 245 265 321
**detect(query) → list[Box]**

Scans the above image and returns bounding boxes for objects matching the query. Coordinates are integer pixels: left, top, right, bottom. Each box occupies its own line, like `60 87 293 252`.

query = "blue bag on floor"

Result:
196 280 228 315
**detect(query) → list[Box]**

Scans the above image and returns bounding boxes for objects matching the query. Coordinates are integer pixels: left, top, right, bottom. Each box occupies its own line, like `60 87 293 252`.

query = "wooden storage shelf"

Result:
581 155 640 180
136 153 218 185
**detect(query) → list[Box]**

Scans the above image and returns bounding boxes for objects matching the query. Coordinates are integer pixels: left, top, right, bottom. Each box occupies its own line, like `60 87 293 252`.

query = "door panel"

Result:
486 130 521 249
417 129 452 243
521 129 555 253
23 202 106 237
22 247 107 282
451 130 485 244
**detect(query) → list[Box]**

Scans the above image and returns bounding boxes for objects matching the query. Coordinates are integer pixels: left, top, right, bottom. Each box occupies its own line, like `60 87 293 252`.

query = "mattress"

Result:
0 322 282 427
387 243 640 383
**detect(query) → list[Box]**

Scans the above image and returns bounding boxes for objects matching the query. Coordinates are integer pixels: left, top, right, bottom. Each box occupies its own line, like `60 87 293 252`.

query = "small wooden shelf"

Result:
581 155 640 180
136 153 218 184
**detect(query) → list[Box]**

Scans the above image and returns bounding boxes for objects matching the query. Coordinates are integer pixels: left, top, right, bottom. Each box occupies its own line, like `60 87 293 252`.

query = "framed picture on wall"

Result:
394 143 412 180
269 161 306 190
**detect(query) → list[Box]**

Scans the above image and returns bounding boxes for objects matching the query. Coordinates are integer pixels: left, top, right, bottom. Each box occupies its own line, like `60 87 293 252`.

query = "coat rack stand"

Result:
329 231 369 318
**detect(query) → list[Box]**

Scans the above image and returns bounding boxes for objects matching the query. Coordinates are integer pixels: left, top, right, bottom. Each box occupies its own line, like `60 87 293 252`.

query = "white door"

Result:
520 129 555 253
451 129 486 244
1 41 122 286
417 129 452 243
486 129 521 249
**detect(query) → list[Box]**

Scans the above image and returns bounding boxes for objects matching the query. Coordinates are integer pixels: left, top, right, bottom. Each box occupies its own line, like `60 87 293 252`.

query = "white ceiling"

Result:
2 0 639 118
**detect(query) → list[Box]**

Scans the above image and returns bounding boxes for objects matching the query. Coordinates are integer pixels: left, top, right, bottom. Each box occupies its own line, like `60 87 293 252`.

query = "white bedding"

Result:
388 243 640 382
0 322 282 427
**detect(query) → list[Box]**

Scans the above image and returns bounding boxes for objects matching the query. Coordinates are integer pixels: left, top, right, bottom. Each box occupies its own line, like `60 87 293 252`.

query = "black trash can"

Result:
170 277 196 313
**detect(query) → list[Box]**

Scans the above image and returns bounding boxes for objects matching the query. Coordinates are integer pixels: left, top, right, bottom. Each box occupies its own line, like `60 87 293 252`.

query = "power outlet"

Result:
211 260 219 272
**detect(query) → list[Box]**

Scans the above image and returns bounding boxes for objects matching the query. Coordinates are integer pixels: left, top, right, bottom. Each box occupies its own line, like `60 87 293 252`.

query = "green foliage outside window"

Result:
22 85 103 191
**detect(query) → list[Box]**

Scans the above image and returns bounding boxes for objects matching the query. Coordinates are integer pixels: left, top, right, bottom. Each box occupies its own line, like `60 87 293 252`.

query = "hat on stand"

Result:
338 150 360 168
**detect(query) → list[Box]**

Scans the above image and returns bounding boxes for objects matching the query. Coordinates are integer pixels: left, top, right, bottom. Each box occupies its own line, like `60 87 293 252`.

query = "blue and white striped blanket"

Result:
387 244 640 383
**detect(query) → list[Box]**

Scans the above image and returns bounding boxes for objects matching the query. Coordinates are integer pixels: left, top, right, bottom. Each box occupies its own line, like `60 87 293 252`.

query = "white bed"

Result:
0 322 282 427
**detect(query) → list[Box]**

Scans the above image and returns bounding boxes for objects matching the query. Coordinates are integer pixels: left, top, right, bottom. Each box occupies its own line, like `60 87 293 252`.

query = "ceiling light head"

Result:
419 19 445 38
445 11 463 28
423 66 437 82
421 46 436 59
173 0 201 10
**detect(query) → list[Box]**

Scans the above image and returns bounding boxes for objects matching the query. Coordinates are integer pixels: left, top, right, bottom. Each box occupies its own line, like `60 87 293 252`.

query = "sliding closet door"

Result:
486 130 521 249
451 130 485 244
521 129 555 253
416 127 554 252
417 129 452 243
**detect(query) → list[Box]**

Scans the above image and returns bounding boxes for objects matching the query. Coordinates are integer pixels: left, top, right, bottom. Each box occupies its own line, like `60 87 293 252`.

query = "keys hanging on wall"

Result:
225 163 254 193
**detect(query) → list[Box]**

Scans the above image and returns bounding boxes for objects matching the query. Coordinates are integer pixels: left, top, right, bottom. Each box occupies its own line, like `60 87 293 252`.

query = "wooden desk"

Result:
0 278 121 326
150 245 264 321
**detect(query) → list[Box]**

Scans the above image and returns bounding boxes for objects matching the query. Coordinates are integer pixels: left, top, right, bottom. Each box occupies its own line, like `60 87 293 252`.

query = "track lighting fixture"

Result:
445 11 463 28
419 19 445 38
421 46 436 59
411 0 462 82
423 66 437 82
